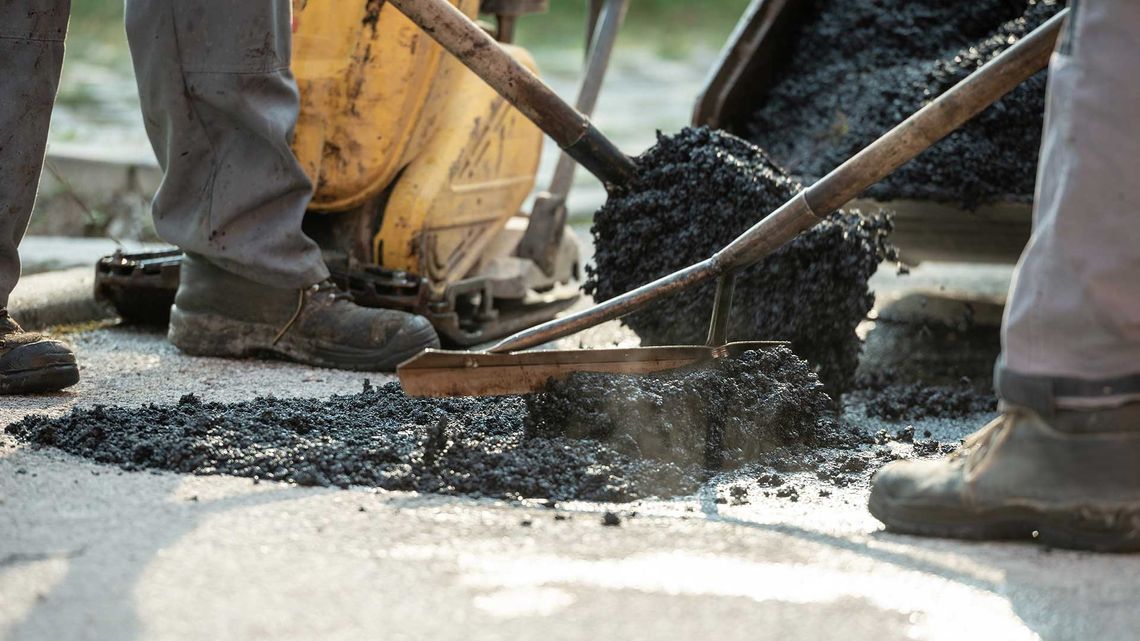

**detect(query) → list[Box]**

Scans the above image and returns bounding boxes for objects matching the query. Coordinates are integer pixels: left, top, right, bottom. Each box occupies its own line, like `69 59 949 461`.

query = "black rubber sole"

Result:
0 363 80 394
869 493 1140 553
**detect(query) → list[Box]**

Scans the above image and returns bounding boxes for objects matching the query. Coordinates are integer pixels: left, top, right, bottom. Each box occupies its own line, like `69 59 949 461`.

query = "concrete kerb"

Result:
8 267 116 332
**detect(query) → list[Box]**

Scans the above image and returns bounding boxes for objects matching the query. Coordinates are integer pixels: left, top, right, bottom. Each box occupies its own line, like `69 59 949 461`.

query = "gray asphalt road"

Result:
3 262 1139 640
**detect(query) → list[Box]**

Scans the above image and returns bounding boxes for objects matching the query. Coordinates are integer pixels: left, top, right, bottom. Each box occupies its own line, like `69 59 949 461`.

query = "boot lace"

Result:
311 279 354 303
272 280 354 345
953 414 1010 473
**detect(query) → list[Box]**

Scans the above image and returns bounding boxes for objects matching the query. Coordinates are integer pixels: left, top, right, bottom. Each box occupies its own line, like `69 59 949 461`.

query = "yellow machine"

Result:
97 0 611 344
288 0 581 345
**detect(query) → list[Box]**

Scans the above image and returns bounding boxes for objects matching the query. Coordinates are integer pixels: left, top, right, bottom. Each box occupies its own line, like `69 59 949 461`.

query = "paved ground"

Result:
17 19 1127 641
4 264 1140 641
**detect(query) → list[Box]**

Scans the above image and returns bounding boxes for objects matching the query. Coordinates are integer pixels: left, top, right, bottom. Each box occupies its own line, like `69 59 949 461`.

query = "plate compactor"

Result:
96 0 625 347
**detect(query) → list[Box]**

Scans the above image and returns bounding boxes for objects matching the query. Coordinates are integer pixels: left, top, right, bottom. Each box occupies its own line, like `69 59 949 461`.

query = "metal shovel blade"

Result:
397 341 785 397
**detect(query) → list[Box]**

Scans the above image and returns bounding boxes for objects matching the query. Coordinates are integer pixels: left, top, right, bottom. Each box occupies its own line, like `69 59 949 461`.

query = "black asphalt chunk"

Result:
526 345 858 470
863 381 999 422
747 0 1064 207
7 348 854 502
586 127 895 397
6 384 700 502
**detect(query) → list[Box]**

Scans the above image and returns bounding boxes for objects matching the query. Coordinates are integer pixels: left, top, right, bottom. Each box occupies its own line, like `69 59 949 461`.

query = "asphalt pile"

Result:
862 379 999 422
746 0 1064 208
526 345 860 469
7 383 697 502
586 127 895 397
7 348 848 502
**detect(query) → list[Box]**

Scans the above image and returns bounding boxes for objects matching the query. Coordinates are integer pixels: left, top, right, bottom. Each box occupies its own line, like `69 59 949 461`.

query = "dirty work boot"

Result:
168 254 439 371
0 310 80 394
869 404 1140 552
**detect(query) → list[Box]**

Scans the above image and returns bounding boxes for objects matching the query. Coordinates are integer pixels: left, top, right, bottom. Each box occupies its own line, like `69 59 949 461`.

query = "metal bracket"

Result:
516 0 629 275
706 272 737 347
481 0 549 42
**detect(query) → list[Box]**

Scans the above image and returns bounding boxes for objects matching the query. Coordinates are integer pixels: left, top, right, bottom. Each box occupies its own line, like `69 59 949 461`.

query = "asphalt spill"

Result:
6 383 699 502
586 127 895 397
861 379 998 423
747 0 1064 207
527 346 860 469
8 348 861 502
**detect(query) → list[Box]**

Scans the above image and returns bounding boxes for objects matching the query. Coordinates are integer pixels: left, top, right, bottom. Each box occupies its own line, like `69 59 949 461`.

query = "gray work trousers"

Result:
997 0 1140 414
0 0 328 310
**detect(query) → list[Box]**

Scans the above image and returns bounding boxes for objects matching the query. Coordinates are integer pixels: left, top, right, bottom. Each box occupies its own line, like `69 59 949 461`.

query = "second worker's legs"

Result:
125 0 439 371
125 0 327 288
869 0 1140 552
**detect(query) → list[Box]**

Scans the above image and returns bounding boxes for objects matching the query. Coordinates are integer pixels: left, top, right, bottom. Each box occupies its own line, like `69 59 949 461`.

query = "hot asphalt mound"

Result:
747 0 1064 207
7 349 851 502
6 383 697 502
586 127 895 397
862 380 998 422
527 345 859 469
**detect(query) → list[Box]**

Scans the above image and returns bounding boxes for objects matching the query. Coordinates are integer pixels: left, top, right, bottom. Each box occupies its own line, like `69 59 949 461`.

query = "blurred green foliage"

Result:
518 0 750 56
68 0 125 38
67 0 749 55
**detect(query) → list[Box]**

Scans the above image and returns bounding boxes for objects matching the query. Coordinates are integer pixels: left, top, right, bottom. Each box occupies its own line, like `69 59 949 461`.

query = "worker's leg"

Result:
869 1 1140 551
125 0 439 370
124 0 327 288
0 1 70 310
997 0 1140 411
0 1 80 394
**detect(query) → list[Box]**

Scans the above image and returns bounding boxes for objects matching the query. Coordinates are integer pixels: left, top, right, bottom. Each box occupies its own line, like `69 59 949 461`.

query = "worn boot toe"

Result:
0 311 80 394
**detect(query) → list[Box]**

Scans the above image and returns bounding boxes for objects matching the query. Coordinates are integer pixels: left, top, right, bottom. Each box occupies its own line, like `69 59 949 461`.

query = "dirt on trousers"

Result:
746 0 1065 208
586 127 895 398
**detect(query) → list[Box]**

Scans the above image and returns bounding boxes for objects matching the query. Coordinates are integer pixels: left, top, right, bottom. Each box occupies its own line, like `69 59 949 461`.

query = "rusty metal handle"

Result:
387 0 637 188
489 8 1066 353
517 0 629 274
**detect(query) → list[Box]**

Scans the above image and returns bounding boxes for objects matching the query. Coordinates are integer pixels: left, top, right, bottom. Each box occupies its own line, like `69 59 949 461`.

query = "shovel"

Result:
388 0 1067 397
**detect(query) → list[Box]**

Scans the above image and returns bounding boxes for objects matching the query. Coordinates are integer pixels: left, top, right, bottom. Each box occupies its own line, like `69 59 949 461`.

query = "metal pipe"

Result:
705 273 737 347
549 0 627 197
488 8 1066 353
518 0 629 271
386 0 637 188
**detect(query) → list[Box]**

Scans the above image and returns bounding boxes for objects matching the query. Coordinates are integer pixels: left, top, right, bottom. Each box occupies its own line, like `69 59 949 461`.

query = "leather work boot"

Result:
869 404 1140 552
0 309 80 394
168 254 439 371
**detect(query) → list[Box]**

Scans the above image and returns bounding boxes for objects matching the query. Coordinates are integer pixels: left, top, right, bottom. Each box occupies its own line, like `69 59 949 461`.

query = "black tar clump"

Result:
748 0 1064 207
526 346 858 470
586 127 894 397
863 381 999 422
5 383 700 502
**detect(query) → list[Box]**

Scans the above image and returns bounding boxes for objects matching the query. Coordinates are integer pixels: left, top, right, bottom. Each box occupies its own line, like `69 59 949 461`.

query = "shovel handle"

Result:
490 7 1067 353
386 0 637 188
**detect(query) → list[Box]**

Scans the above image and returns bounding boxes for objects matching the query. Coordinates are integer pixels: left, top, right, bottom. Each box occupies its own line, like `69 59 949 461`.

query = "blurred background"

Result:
35 0 749 244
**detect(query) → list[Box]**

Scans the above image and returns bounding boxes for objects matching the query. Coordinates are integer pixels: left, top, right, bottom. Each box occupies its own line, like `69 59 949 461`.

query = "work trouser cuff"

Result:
995 360 1140 417
201 254 331 292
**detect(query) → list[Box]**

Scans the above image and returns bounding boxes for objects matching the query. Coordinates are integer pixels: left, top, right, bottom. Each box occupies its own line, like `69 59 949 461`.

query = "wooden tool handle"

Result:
386 0 637 188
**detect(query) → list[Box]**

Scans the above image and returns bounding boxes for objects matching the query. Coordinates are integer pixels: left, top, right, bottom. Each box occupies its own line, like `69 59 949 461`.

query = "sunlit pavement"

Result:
10 36 1135 641
4 263 1139 640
